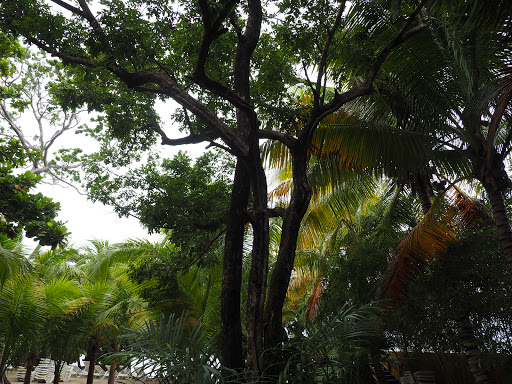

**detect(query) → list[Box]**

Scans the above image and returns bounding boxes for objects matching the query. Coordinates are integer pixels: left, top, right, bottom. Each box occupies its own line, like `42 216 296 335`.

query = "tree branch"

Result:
26 36 97 67
258 129 298 149
0 102 38 152
315 1 347 105
268 207 286 218
301 0 430 144
48 0 85 18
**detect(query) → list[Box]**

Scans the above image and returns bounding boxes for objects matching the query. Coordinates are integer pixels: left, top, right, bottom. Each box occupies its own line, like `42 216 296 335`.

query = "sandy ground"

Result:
5 371 156 384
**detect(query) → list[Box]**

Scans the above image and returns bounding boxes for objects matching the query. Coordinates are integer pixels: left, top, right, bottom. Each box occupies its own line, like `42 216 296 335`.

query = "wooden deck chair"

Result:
32 360 54 384
70 366 87 378
59 365 74 382
133 368 148 381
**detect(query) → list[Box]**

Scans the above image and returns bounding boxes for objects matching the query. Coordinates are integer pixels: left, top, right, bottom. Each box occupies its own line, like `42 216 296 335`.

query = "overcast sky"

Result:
34 182 162 249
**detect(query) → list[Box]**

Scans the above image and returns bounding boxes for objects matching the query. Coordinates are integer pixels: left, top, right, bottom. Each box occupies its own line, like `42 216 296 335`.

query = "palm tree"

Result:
0 235 31 287
366 1 512 272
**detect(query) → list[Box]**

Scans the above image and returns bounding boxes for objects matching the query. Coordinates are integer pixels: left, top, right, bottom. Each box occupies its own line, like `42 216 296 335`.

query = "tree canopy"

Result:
1 1 512 383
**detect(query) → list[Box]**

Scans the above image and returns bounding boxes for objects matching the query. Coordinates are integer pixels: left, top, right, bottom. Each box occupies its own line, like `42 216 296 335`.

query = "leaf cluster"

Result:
0 138 67 247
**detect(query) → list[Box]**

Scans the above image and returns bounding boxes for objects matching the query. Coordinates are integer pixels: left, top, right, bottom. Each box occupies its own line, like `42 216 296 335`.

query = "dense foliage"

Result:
0 138 67 247
0 1 512 383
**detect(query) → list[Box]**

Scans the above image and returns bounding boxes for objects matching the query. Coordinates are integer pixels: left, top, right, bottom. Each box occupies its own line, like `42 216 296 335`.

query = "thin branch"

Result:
77 0 107 39
0 102 37 152
302 60 317 98
44 111 80 152
304 1 429 141
315 2 347 103
360 1 429 89
134 114 214 147
33 163 81 175
45 172 87 196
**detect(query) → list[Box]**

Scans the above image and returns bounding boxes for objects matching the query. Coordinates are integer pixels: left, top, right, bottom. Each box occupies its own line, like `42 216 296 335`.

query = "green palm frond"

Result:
114 313 232 384
279 302 381 383
0 246 31 286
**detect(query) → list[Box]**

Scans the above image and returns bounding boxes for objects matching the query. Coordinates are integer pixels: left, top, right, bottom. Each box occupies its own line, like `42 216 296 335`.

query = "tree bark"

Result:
52 360 62 384
457 315 494 384
414 172 432 215
107 339 119 384
245 148 270 375
22 350 36 384
263 149 312 368
221 161 250 370
85 336 99 384
484 186 512 271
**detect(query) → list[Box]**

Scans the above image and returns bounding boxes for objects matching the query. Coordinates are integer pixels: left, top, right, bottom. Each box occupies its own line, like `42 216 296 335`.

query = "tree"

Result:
0 133 67 248
0 50 91 179
364 0 512 273
0 0 429 375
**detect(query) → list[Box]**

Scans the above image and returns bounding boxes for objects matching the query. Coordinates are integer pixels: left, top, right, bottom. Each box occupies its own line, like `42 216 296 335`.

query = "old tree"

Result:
0 0 430 375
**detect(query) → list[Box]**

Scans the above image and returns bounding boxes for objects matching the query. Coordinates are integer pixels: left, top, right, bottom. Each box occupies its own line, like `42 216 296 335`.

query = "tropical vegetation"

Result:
0 1 511 383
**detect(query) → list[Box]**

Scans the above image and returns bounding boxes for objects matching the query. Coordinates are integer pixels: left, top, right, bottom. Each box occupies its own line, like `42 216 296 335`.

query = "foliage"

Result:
0 138 67 247
0 32 24 77
114 312 236 384
3 0 510 379
385 224 512 356
85 151 232 264
0 50 90 179
277 303 382 384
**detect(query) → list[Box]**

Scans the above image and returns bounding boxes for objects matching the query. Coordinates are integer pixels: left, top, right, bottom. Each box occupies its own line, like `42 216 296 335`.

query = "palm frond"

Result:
381 187 492 302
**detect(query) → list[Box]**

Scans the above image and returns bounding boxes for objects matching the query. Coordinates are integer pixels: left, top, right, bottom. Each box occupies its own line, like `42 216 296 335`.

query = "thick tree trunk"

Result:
263 150 312 367
228 0 263 375
484 186 512 271
245 150 270 376
221 161 250 370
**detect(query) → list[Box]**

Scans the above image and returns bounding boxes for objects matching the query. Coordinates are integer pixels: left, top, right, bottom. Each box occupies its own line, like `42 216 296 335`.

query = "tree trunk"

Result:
221 161 250 370
457 315 494 384
484 186 512 271
414 172 432 215
245 149 270 376
263 150 312 369
86 337 99 384
22 350 36 384
222 0 263 375
53 361 63 384
107 339 120 384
